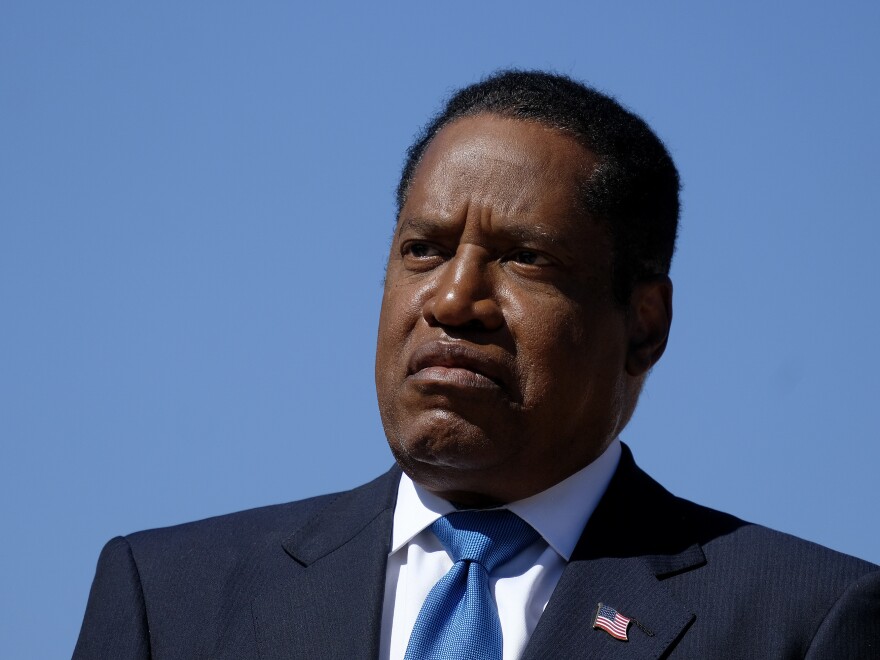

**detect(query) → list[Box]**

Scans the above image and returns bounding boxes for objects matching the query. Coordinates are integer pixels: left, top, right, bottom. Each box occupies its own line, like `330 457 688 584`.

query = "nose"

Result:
422 245 504 331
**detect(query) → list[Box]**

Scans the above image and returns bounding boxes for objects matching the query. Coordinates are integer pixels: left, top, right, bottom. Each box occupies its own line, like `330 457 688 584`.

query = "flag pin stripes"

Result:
593 602 632 641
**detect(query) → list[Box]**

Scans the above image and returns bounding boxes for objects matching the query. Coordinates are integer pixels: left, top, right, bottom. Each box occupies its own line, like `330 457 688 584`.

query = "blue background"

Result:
2 2 878 656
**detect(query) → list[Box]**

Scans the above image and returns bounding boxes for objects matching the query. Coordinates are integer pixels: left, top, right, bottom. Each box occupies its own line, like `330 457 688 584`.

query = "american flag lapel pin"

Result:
593 602 632 641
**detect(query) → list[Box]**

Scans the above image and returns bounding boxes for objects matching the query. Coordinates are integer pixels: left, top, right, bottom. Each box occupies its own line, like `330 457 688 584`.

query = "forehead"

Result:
404 114 597 224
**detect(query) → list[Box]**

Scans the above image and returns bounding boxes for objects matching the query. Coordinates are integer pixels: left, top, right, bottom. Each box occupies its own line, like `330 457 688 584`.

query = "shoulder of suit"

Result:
120 465 401 568
620 446 878 577
656 490 880 609
671 493 877 571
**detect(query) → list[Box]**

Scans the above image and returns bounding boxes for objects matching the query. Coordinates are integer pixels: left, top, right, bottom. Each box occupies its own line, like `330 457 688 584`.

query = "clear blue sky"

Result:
2 2 879 656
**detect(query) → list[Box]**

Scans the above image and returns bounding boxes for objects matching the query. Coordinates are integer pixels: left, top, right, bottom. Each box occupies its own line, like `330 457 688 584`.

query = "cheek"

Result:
511 302 626 408
507 299 583 382
378 285 417 346
375 279 431 397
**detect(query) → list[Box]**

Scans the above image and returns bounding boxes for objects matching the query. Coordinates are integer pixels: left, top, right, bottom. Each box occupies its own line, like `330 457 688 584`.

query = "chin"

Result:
392 452 506 507
388 414 517 473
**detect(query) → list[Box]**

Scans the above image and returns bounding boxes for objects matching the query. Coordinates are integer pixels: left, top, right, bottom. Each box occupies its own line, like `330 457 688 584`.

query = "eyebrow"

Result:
397 216 566 246
396 216 447 236
499 224 564 246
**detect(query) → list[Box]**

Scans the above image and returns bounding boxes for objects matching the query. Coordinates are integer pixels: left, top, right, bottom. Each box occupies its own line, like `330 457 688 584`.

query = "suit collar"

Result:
281 465 401 565
523 444 704 659
573 443 707 572
251 466 401 660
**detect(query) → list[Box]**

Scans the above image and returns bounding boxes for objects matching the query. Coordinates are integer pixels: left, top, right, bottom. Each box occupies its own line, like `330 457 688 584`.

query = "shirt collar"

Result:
390 438 622 561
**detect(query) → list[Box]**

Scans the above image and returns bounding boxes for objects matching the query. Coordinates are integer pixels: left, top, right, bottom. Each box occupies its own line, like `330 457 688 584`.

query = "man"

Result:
75 71 880 659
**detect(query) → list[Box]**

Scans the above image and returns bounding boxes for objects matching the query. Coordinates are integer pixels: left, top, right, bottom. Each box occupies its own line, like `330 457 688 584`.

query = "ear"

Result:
626 275 673 377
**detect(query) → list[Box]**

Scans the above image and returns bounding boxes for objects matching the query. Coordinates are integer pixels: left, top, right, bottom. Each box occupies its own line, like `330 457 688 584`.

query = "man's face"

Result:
375 114 648 506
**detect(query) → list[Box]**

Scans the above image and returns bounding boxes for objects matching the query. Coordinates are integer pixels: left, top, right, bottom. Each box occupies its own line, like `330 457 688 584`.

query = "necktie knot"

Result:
431 509 539 573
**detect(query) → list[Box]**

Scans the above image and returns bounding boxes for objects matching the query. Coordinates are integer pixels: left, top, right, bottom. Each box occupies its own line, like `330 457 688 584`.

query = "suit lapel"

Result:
251 467 401 660
523 446 704 659
522 555 696 659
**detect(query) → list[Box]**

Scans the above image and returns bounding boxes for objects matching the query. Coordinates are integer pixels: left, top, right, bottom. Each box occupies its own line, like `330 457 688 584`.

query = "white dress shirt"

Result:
379 438 622 660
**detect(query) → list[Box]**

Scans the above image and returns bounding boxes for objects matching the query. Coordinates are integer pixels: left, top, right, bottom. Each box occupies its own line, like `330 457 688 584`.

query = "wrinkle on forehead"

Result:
426 155 539 218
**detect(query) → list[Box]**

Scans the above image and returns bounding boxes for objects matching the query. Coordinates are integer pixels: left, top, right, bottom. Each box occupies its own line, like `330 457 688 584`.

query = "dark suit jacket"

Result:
74 445 880 658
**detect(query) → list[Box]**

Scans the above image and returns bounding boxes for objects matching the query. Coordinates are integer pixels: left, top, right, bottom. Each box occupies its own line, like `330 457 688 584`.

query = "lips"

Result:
407 341 511 391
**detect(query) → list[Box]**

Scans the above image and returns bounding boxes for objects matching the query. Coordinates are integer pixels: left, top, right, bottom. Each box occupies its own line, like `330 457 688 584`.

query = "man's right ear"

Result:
625 275 673 377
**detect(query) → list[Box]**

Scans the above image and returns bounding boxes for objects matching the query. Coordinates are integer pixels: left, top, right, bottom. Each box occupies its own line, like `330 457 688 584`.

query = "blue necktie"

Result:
403 510 539 660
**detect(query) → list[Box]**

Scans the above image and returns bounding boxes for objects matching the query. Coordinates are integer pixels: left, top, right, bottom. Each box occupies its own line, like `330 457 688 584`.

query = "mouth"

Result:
407 341 510 391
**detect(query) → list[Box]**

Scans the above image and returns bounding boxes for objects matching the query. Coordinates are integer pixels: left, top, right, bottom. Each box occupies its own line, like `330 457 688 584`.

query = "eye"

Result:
400 241 447 270
406 242 442 258
506 250 551 266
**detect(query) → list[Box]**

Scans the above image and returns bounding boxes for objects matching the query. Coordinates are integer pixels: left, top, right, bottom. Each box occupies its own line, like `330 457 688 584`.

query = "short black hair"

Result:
396 70 680 303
